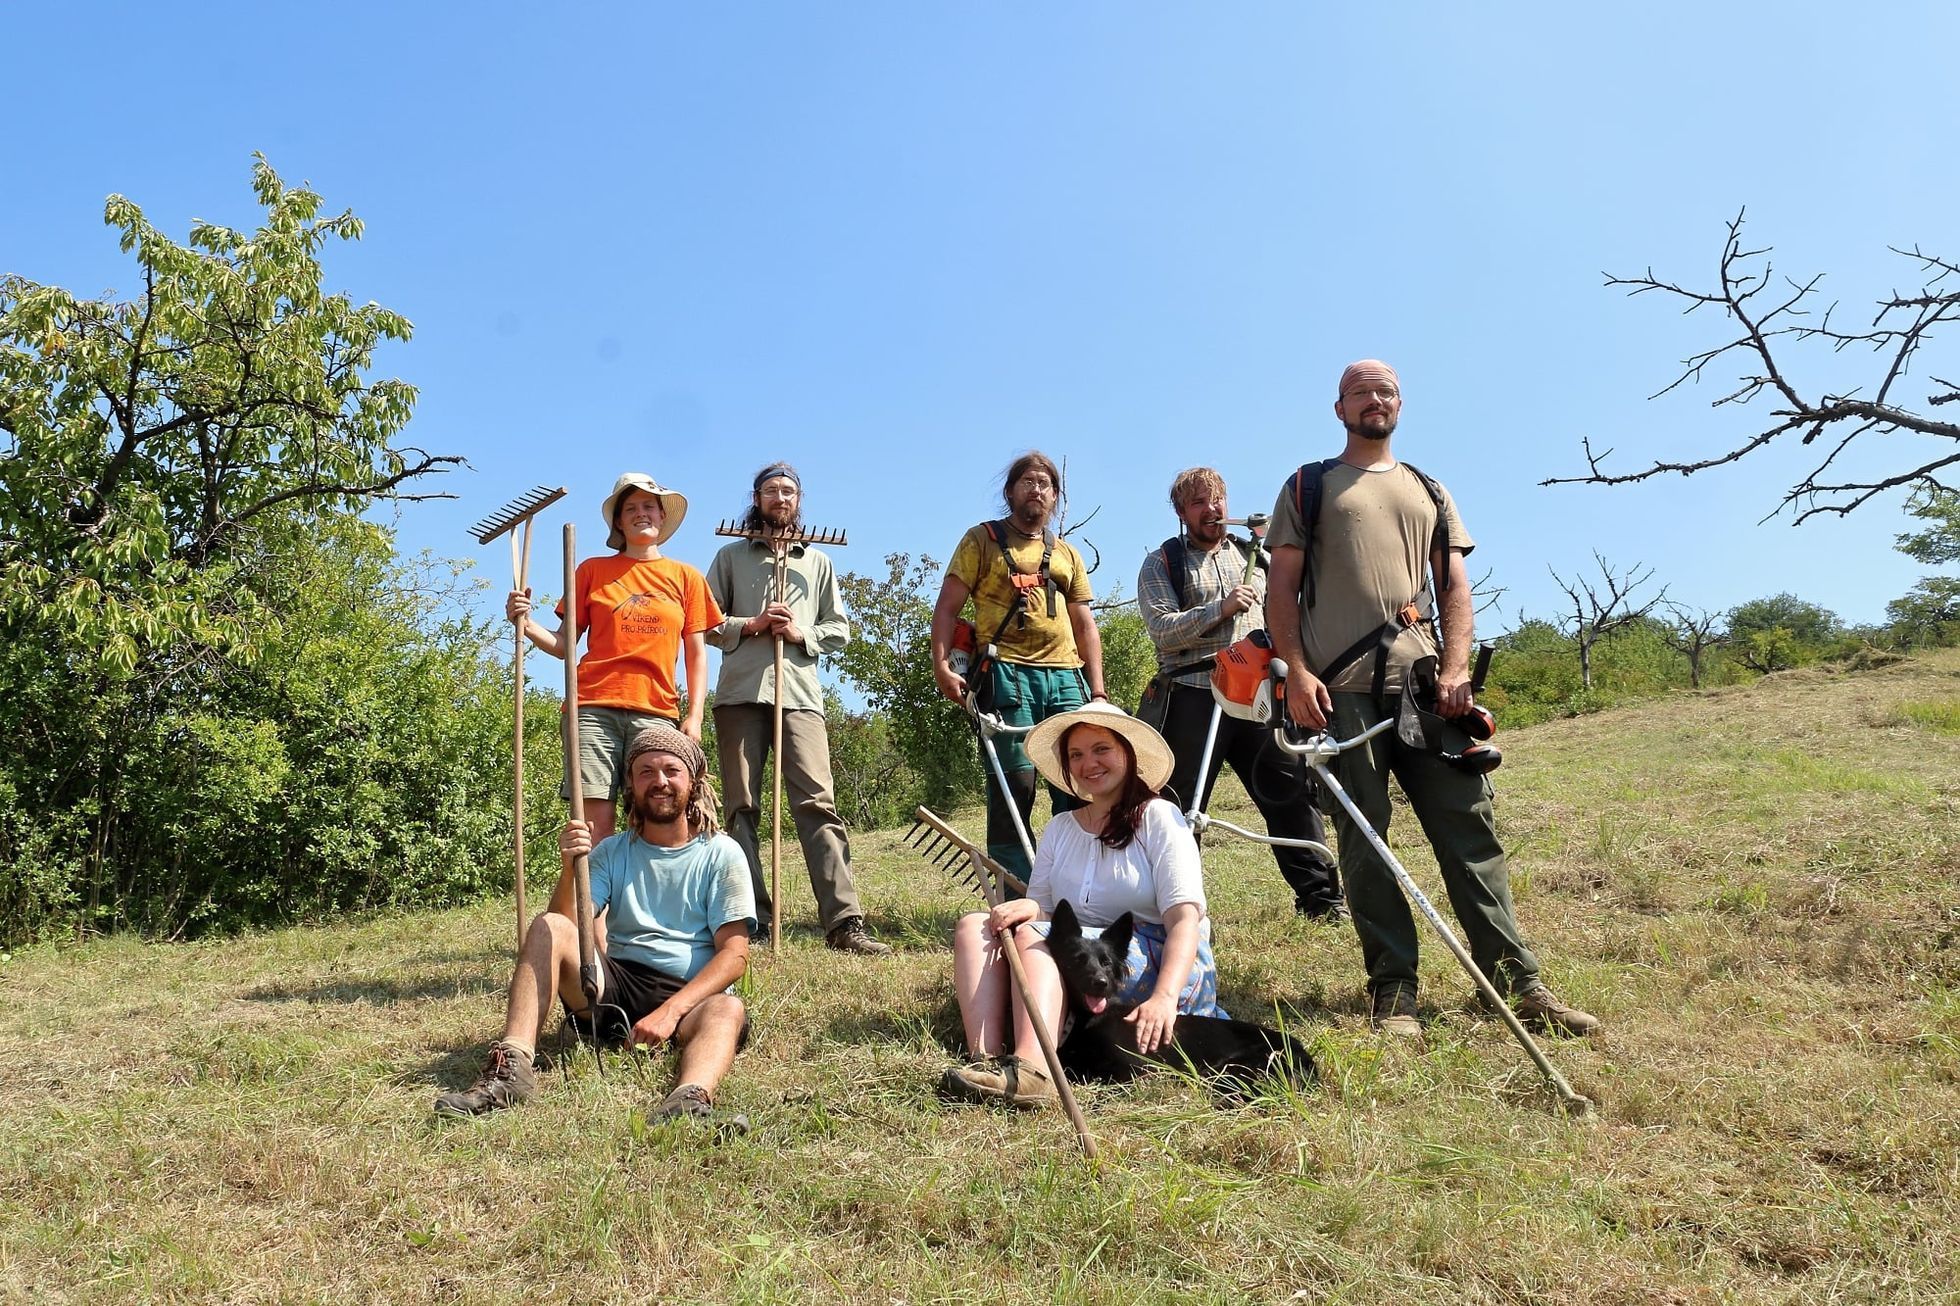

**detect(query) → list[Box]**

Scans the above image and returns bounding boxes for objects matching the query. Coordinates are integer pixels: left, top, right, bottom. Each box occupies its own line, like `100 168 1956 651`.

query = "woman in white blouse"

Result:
940 702 1224 1109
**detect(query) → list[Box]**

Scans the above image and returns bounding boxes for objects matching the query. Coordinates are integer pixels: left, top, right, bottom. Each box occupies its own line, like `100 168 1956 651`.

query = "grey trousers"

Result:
1328 691 1540 995
713 702 862 931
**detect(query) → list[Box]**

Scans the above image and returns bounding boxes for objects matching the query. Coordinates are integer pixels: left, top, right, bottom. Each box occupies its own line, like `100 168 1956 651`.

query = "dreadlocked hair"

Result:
686 774 721 837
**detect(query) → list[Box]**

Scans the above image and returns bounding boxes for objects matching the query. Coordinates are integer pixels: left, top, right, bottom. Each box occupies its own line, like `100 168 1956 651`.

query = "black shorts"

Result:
563 952 752 1050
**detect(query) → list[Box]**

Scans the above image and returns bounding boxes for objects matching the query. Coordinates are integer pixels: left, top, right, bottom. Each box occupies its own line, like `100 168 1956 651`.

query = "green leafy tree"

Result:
0 159 492 945
833 552 982 814
1727 593 1844 673
1886 486 1960 647
1093 591 1157 714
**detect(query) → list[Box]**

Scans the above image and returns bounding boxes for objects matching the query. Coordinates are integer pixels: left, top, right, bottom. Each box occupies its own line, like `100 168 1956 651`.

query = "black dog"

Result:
1045 899 1316 1091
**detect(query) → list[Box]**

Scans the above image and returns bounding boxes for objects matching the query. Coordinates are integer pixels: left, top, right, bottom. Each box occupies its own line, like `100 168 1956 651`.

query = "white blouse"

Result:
1027 798 1207 927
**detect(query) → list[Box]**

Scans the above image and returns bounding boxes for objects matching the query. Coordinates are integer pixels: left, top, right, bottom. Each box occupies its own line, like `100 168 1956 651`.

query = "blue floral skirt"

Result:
1029 917 1226 1018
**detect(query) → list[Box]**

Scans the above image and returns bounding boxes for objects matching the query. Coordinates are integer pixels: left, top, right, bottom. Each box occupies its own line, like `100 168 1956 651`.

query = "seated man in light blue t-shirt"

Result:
436 723 755 1126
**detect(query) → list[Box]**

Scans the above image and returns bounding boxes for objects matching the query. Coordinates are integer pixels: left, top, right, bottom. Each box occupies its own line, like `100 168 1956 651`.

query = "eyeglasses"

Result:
1342 386 1400 403
1016 476 1057 492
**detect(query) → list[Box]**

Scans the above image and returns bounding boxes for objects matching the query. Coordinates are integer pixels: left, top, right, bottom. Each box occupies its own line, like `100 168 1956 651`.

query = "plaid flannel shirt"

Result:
1136 536 1267 689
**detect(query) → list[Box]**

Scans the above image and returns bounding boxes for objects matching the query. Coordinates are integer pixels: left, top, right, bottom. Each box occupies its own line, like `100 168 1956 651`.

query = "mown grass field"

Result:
4 651 1958 1304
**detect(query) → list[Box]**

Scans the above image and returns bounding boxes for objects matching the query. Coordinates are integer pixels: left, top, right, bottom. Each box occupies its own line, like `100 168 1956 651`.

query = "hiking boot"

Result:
826 916 893 956
1506 982 1601 1037
652 1082 749 1135
433 1041 537 1117
1300 899 1351 925
939 1057 1013 1105
1369 982 1423 1041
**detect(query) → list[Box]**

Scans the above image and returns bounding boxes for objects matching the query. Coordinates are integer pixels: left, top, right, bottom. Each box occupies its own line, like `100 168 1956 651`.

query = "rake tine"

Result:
471 485 567 544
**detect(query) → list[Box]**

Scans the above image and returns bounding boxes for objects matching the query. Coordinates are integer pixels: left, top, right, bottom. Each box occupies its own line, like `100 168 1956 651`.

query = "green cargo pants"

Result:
1327 691 1540 998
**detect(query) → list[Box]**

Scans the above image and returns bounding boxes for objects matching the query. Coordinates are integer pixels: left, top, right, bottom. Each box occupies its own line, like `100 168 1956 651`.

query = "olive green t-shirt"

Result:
1266 462 1474 692
947 522 1094 666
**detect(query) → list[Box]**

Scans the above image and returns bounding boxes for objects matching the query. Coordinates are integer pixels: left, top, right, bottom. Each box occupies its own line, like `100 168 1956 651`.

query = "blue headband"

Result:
753 463 799 492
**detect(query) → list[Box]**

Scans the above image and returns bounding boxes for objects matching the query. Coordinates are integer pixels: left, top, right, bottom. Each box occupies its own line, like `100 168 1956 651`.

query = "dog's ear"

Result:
1101 911 1135 957
1051 899 1079 938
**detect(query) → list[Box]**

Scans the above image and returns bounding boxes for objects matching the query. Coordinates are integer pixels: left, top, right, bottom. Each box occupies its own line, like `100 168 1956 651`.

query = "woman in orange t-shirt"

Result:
507 472 723 843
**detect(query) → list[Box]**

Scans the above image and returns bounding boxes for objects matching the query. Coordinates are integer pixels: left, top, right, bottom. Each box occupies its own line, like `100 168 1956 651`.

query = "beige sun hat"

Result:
1025 701 1176 796
601 472 688 549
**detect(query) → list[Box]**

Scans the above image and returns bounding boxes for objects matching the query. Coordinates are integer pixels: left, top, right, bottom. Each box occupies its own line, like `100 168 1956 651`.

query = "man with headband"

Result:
706 462 891 955
435 723 757 1125
1265 361 1600 1044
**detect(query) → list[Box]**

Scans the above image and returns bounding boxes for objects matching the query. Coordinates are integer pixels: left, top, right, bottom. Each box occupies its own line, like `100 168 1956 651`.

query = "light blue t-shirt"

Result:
588 830 755 980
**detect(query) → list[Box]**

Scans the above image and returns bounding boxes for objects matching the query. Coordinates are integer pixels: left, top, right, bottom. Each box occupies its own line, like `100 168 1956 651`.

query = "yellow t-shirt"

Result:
947 522 1094 666
1266 462 1473 693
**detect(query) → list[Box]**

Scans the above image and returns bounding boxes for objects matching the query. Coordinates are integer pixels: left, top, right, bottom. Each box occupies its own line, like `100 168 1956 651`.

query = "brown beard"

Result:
628 782 689 832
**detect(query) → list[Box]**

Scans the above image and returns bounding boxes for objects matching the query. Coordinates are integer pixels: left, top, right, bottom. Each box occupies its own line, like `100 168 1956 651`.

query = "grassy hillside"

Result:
3 651 1957 1304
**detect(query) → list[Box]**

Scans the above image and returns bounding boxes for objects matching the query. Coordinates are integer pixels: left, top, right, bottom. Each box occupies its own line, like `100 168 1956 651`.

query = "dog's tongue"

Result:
1085 996 1108 1015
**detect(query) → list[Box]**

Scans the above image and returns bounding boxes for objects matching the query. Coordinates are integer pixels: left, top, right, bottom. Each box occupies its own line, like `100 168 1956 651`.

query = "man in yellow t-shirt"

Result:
930 451 1106 876
1266 360 1600 1045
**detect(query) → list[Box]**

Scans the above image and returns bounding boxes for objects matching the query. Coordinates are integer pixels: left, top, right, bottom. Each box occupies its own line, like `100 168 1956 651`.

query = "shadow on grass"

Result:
243 964 506 1007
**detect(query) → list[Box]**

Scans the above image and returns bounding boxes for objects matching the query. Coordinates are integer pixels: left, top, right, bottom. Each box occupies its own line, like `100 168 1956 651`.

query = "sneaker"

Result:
433 1041 538 1117
1369 981 1423 1041
1300 899 1351 925
652 1082 749 1135
1508 982 1601 1037
826 917 894 956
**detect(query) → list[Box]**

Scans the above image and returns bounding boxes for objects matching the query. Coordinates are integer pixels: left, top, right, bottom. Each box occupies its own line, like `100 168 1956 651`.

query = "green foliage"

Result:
823 691 918 829
0 161 499 946
1094 596 1156 713
1726 593 1846 672
833 552 982 817
1885 487 1960 648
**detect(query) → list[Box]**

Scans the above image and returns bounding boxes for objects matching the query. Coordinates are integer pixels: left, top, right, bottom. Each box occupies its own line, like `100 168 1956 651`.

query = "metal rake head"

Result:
470 485 567 544
712 520 848 547
905 818 989 900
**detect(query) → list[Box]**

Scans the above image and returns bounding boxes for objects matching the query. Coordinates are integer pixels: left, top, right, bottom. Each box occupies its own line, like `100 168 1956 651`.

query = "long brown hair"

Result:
1059 723 1156 850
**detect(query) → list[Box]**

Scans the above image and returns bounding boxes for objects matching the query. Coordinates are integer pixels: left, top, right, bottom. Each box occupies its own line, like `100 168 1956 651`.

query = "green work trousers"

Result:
981 661 1088 878
1327 691 1540 997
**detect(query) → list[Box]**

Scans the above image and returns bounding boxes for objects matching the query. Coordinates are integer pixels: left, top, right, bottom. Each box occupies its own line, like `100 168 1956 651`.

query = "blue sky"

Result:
6 4 1955 654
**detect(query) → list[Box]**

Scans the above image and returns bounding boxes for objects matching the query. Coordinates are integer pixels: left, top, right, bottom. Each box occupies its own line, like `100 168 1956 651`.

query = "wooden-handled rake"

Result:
906 807 1097 1161
712 519 847 952
470 485 567 952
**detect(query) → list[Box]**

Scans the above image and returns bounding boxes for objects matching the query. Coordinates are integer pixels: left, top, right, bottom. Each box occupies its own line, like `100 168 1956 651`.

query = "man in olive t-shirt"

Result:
931 451 1107 877
1265 360 1600 1044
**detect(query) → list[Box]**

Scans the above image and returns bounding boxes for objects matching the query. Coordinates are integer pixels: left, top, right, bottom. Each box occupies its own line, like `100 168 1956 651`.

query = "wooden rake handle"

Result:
912 808 1098 1160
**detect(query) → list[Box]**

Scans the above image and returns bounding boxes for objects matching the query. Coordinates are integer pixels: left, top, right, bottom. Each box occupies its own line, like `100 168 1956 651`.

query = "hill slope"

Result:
3 651 1957 1303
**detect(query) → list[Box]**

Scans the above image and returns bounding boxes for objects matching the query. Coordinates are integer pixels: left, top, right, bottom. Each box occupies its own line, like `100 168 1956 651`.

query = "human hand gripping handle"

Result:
1280 658 1333 733
988 897 1041 934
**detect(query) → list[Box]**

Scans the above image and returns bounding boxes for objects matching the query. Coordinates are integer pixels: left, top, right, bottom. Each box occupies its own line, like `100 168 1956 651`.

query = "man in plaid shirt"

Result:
1136 467 1346 921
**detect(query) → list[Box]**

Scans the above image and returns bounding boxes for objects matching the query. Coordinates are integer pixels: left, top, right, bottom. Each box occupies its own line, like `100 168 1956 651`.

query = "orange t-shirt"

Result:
556 554 723 716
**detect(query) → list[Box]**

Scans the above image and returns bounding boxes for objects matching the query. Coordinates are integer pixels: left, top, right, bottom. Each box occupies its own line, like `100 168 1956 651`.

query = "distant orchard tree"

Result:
1660 602 1730 689
1886 485 1960 646
1727 593 1843 673
1548 552 1666 690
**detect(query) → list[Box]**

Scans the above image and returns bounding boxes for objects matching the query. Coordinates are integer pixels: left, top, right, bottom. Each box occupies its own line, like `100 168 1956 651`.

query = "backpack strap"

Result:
1159 535 1188 608
983 519 1060 631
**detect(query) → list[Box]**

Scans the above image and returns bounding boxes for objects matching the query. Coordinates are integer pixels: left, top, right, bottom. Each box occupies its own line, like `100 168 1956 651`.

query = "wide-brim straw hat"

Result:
1025 701 1176 796
602 472 687 549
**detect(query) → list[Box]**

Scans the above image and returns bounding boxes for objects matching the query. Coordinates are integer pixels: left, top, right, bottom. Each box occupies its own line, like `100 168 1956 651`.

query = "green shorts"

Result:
561 705 678 801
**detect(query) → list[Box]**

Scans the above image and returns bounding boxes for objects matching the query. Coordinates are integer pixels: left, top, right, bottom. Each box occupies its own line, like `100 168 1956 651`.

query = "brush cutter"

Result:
713 519 849 952
1176 517 1336 861
1261 655 1594 1118
966 707 1040 868
906 807 1097 1160
470 485 568 953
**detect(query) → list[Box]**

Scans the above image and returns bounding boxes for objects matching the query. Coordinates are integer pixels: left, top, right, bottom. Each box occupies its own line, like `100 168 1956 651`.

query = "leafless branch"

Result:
1546 211 1960 521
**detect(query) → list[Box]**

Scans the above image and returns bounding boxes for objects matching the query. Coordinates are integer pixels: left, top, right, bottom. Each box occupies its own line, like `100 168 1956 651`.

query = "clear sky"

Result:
6 4 1955 649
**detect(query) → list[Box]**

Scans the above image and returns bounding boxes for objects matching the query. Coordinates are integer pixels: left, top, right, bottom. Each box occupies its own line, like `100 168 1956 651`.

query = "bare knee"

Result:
951 911 991 949
681 993 747 1042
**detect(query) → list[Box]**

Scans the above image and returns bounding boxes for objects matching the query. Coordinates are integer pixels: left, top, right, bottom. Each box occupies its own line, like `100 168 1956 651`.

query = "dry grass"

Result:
4 650 1959 1303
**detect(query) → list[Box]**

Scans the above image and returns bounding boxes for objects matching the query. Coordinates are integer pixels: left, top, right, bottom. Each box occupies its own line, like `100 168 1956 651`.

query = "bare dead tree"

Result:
1659 601 1729 689
1543 211 1960 522
1548 552 1667 690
